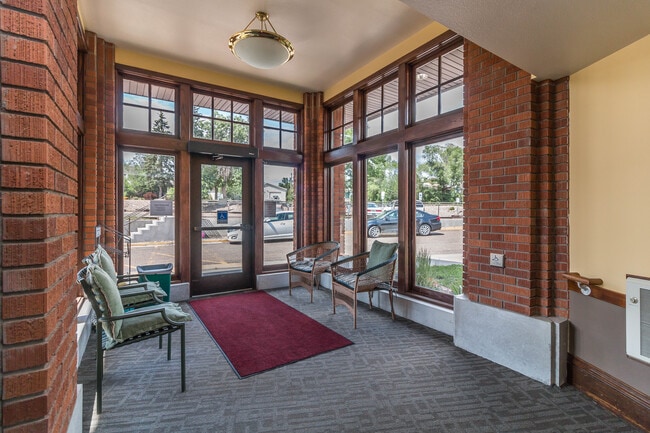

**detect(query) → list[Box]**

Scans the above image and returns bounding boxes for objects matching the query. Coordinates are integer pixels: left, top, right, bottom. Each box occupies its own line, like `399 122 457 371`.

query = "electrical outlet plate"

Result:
490 253 504 268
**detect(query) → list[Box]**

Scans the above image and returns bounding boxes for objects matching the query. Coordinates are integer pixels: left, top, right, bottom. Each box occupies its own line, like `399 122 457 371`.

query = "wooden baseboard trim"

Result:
568 354 650 432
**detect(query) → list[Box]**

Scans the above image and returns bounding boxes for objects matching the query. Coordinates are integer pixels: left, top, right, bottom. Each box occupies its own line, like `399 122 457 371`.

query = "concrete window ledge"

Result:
454 294 568 386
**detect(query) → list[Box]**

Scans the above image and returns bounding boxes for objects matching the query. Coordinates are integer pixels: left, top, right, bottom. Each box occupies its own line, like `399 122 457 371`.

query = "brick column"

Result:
301 92 325 245
463 41 569 318
81 32 116 258
1 1 80 432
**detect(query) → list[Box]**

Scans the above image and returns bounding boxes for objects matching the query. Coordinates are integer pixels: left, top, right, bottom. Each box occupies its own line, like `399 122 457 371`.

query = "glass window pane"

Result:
193 93 211 110
441 79 464 114
330 126 343 149
281 131 296 150
193 116 212 139
366 152 398 251
331 106 343 130
383 104 399 132
366 113 382 138
441 46 464 82
263 165 296 267
383 79 399 107
233 101 250 123
123 105 149 131
213 120 231 142
281 111 296 131
415 59 439 94
414 137 464 295
151 111 174 135
415 89 439 122
123 79 149 106
344 100 353 124
151 85 175 111
366 87 381 116
332 162 354 257
343 124 353 145
264 107 280 126
264 128 280 148
122 151 176 275
214 97 232 120
233 124 249 144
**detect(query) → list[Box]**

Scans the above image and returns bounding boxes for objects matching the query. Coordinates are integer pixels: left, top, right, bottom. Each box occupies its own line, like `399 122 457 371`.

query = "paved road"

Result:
125 226 462 274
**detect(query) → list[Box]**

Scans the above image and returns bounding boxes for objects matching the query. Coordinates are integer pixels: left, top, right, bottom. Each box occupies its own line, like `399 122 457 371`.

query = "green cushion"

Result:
115 303 192 347
96 244 118 284
367 241 398 268
87 264 125 343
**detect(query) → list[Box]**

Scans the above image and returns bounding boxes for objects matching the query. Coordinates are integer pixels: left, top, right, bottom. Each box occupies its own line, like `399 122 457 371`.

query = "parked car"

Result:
383 200 425 212
227 211 294 243
367 209 441 238
366 202 384 216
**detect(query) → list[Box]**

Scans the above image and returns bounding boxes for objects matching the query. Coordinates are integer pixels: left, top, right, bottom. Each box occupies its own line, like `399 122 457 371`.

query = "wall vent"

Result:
626 276 650 365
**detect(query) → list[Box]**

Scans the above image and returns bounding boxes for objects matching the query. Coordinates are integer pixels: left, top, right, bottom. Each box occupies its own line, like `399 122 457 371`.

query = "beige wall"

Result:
116 21 448 104
116 48 305 103
323 22 448 101
569 35 650 294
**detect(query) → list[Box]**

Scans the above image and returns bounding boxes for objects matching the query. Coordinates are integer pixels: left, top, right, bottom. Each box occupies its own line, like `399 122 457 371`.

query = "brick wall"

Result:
81 32 116 258
1 1 80 432
463 41 569 318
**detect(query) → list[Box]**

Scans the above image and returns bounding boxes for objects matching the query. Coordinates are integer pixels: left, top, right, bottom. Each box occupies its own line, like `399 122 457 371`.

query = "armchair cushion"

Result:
290 259 315 272
95 244 119 283
367 241 398 268
86 264 125 340
116 303 192 345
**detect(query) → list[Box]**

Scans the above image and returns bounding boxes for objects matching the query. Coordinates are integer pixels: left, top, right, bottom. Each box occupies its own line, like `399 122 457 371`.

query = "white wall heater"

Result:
626 276 650 365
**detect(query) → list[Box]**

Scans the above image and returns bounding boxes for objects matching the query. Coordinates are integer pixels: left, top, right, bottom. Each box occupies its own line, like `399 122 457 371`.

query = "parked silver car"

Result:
227 211 294 243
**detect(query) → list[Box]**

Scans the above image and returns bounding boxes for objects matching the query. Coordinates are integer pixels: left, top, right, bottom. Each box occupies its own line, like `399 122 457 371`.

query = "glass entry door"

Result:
190 155 253 296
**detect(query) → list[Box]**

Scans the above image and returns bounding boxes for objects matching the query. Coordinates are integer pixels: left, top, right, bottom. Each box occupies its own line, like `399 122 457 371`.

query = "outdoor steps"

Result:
130 216 175 242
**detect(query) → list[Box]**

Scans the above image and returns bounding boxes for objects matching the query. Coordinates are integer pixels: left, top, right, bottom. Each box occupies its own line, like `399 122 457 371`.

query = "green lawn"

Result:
415 249 462 295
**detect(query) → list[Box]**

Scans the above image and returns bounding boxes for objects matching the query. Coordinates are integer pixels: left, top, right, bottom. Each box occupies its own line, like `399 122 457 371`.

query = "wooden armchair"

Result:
287 241 340 302
330 241 398 328
77 264 192 413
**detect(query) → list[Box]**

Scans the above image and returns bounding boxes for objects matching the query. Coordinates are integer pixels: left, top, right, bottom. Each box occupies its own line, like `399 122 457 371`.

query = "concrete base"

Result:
66 384 83 433
257 271 289 290
454 294 568 386
76 300 94 368
170 282 190 302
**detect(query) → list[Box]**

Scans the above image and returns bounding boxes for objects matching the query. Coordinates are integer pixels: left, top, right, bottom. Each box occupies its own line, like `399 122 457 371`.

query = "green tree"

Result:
366 154 398 203
278 176 294 203
417 144 463 202
152 111 172 135
201 165 242 200
124 153 175 199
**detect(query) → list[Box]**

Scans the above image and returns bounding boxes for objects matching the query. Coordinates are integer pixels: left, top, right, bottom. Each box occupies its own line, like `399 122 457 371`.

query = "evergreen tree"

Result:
152 111 172 135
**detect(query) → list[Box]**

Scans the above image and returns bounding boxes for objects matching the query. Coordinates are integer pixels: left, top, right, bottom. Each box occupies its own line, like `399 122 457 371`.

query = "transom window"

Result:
365 75 399 138
413 45 464 122
122 78 176 135
192 93 250 144
327 98 354 149
263 106 298 150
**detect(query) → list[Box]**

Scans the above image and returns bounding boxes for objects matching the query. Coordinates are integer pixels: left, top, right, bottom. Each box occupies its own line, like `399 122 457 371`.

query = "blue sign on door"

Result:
217 210 228 224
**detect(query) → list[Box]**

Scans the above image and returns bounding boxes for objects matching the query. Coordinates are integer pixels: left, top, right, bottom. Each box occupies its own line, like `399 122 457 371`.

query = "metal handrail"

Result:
97 224 132 273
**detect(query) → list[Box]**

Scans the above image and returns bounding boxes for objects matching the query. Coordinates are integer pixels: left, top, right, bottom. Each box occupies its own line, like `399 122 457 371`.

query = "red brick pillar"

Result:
463 41 569 318
301 92 325 245
1 1 80 432
81 32 116 258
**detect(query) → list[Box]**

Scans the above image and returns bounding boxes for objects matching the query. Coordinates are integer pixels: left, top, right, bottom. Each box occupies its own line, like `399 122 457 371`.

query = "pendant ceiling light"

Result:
228 11 294 69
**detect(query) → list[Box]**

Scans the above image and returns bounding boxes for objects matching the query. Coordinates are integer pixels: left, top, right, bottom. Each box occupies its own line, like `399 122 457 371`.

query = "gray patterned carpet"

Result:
78 287 641 433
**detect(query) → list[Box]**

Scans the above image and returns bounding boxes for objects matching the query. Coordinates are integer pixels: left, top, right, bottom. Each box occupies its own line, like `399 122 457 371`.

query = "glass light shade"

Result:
229 30 294 69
